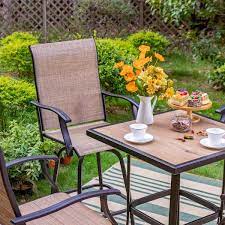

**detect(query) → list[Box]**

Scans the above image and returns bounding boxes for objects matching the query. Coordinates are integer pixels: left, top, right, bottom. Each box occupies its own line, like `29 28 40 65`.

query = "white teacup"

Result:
129 123 147 140
206 128 225 146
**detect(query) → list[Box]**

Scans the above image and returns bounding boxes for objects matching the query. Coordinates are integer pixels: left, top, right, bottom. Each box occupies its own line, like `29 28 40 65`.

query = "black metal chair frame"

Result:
31 69 139 214
0 149 120 225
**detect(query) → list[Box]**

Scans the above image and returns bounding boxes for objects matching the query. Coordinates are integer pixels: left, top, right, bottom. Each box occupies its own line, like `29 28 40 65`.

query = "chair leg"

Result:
77 156 84 194
218 160 225 224
96 152 104 212
101 195 118 225
109 150 127 190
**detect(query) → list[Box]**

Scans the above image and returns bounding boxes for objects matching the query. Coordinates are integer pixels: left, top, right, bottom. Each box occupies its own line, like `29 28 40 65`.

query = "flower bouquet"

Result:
114 45 174 124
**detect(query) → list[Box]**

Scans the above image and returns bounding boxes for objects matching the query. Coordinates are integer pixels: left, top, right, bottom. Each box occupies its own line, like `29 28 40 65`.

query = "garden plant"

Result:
0 0 225 199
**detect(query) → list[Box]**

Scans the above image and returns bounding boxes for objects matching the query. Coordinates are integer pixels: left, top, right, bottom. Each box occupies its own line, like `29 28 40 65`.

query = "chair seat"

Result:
19 193 112 225
44 121 112 156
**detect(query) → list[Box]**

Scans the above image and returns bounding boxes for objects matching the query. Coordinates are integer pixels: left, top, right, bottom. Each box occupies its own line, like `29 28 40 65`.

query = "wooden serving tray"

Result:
168 99 212 123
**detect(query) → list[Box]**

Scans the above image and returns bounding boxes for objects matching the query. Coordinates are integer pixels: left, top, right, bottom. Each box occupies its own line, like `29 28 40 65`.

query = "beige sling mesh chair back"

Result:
31 39 105 131
0 149 119 225
30 38 138 195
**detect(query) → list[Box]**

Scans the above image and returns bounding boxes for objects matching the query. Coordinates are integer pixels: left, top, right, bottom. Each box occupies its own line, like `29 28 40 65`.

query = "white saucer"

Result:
124 133 153 144
200 138 225 150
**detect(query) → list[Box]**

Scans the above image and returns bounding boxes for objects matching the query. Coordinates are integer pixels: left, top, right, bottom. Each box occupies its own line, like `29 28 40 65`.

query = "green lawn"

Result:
32 51 225 200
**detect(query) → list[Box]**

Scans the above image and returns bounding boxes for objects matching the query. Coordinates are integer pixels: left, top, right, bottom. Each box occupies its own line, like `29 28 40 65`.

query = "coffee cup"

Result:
206 128 225 146
129 123 147 140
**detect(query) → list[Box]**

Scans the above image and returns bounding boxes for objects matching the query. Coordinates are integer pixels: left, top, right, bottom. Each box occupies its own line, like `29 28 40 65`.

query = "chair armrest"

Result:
6 155 59 169
7 155 60 193
31 101 73 155
102 90 139 119
102 90 139 109
216 105 225 115
11 189 121 224
31 101 72 123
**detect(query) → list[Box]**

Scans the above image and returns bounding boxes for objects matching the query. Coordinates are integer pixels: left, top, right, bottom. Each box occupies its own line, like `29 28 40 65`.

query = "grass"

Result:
30 51 225 200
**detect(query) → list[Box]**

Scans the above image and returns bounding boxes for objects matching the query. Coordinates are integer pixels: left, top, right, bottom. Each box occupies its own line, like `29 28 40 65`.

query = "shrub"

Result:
0 76 36 130
127 31 170 54
96 38 138 94
209 64 225 90
75 0 135 36
187 30 225 66
0 121 59 182
0 32 38 76
190 37 225 66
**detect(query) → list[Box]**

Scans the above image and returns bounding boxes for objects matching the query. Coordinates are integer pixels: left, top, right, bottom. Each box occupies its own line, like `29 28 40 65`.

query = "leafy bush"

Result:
188 31 225 66
209 64 225 90
96 38 138 94
127 31 170 54
0 76 36 130
75 0 135 36
146 0 222 27
0 32 38 76
0 122 59 182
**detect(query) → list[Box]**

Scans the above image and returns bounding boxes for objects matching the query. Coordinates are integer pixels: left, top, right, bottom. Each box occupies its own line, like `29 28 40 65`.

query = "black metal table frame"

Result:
86 113 225 225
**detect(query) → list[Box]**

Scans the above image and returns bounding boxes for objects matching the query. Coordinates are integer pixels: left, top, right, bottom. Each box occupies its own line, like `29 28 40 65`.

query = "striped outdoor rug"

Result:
77 159 222 225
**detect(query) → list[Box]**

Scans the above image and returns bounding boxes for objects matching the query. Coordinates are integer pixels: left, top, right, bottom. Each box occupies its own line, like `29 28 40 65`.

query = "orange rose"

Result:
133 57 152 69
114 61 124 69
139 45 150 53
154 52 165 62
139 52 146 59
120 65 133 76
136 70 141 76
126 81 138 93
124 73 136 82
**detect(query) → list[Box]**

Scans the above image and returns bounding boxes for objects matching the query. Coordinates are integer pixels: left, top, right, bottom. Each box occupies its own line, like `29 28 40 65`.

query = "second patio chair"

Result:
30 38 138 198
0 149 120 225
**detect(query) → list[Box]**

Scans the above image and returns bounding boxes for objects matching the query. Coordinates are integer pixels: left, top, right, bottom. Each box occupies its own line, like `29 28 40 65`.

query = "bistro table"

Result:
86 110 225 225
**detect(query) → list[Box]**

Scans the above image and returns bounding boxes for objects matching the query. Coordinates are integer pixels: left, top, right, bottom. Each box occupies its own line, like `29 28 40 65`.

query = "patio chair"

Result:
0 149 121 225
29 38 138 196
215 107 225 224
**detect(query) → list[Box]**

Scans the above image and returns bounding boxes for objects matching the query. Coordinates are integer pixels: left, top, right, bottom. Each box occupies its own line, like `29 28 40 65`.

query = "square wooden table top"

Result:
87 110 225 174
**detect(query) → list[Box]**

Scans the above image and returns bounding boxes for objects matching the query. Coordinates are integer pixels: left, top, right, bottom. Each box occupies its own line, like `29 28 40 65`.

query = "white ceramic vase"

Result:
136 96 157 125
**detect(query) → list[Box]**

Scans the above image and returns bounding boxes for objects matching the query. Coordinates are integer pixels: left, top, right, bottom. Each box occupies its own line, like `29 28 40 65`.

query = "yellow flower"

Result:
154 52 165 62
120 65 133 76
156 72 166 80
168 79 174 87
164 87 175 98
133 57 152 69
139 45 150 53
147 86 156 95
126 81 138 93
124 73 136 82
114 61 124 69
154 67 164 73
147 65 155 74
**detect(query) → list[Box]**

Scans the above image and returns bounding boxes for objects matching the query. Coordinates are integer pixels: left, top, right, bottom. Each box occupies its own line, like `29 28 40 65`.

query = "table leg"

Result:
169 174 180 225
126 154 131 225
219 160 225 223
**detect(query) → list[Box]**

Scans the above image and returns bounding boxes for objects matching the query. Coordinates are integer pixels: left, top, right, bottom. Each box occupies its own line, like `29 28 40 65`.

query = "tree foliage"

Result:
146 0 224 30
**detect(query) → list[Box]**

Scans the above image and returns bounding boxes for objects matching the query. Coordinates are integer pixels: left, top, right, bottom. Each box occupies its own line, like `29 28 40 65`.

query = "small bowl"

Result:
171 115 192 133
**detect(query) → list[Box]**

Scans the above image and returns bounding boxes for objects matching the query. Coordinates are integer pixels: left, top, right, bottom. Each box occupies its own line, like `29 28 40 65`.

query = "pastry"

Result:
188 91 210 107
188 91 202 107
170 89 189 106
201 92 210 105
